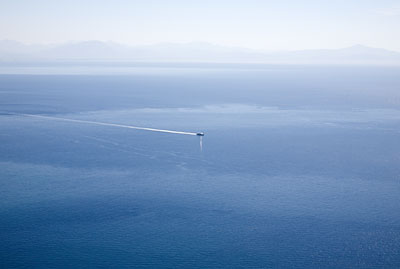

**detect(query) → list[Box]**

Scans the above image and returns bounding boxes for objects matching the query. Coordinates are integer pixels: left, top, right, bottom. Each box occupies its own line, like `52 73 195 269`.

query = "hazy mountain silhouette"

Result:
1 40 399 64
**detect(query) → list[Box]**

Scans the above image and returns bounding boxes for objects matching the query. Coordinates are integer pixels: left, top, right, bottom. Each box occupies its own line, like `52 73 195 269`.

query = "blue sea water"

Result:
1 64 400 268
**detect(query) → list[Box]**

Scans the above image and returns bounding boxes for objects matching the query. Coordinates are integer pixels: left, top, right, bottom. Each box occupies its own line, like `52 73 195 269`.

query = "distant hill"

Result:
1 40 400 65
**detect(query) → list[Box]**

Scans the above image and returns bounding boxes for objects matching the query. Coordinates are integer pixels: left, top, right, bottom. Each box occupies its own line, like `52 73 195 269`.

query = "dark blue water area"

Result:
1 65 400 268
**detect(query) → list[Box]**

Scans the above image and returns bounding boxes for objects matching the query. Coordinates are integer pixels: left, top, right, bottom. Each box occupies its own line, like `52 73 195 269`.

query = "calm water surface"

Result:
1 65 400 268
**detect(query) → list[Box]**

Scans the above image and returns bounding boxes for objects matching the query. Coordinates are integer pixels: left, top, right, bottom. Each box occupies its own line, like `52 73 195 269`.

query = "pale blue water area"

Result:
1 65 400 268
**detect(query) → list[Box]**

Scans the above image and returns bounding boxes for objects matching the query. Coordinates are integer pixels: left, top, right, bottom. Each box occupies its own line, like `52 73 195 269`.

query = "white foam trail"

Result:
10 113 199 136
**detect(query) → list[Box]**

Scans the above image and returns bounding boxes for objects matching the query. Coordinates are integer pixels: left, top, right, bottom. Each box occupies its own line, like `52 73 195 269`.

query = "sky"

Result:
0 0 400 51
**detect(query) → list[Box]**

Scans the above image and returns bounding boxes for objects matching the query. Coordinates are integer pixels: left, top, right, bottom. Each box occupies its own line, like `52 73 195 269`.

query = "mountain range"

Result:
1 40 400 65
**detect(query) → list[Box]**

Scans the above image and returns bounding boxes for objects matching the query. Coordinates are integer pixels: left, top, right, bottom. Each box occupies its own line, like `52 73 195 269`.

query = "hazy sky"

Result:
1 0 400 51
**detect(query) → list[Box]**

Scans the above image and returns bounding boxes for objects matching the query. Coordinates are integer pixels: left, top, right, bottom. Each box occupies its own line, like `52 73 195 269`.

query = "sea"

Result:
0 63 400 268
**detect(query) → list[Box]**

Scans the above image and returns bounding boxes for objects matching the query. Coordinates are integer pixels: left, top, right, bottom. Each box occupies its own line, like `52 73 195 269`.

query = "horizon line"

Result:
1 39 399 53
